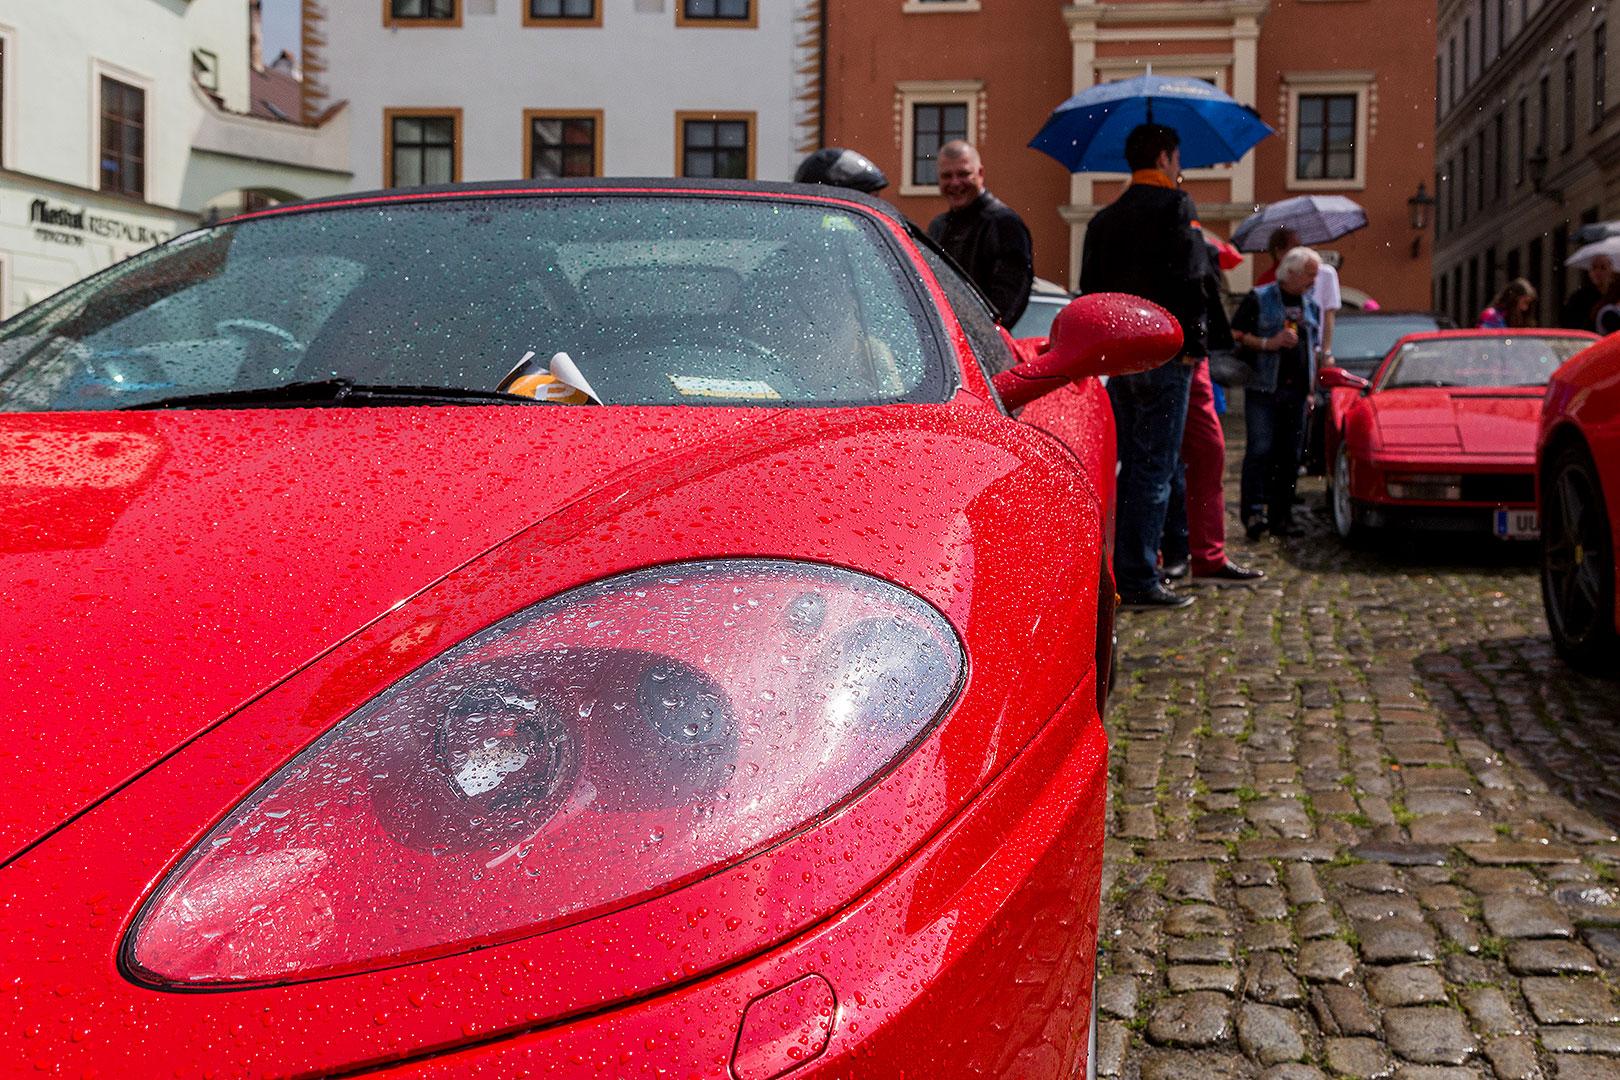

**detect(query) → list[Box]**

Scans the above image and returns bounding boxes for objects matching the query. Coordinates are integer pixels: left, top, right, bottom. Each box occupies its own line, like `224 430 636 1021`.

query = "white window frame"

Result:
902 0 981 12
1283 71 1374 192
0 23 15 172
896 80 981 196
88 58 156 199
1088 58 1235 182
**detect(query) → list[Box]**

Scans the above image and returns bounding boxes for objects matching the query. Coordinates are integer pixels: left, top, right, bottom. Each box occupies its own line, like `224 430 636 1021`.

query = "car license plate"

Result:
1494 508 1539 539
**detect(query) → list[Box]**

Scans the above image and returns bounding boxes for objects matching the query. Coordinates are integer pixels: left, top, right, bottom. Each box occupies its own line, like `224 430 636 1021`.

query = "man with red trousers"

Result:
1160 241 1266 585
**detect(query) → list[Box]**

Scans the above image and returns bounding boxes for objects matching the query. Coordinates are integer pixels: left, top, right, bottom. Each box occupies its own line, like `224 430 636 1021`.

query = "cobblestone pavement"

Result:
1098 423 1620 1080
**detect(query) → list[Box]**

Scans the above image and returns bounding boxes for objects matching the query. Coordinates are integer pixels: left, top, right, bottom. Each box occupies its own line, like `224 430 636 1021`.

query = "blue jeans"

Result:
1240 386 1309 524
1108 360 1194 596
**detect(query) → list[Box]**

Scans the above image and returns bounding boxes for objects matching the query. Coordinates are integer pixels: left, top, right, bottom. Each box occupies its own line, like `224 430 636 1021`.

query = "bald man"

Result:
925 140 1033 326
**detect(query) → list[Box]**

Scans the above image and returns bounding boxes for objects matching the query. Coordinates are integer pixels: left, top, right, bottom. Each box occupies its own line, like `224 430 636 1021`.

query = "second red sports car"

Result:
1320 328 1597 544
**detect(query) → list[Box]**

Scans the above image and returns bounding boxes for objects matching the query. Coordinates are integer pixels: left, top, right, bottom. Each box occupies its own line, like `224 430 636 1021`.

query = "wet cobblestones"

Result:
1098 448 1620 1080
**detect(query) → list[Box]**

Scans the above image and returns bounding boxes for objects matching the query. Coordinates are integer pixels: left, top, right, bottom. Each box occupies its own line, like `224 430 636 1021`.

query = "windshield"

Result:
1377 335 1592 390
0 195 947 411
1332 314 1443 365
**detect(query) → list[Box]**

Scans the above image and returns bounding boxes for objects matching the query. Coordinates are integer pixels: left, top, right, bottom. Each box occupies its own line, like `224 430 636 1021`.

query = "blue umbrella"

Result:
1230 195 1368 252
1029 73 1273 173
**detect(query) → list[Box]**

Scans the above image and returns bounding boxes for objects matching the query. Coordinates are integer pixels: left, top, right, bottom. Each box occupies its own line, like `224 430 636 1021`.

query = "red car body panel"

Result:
0 183 1123 1078
1326 329 1599 514
1540 338 1620 634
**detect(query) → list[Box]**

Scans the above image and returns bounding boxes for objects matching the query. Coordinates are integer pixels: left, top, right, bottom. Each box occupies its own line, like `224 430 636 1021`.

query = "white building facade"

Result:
320 0 821 191
0 0 350 317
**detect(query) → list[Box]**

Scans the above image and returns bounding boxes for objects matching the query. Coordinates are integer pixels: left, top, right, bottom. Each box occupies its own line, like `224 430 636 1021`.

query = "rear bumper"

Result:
371 681 1110 1080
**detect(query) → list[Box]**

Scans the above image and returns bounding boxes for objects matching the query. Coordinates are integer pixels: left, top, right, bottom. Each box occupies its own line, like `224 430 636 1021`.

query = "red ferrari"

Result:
1539 336 1620 673
1319 328 1597 544
0 180 1176 1078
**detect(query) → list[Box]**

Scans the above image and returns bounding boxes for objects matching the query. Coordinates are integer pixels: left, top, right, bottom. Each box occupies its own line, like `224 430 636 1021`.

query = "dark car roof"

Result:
231 177 909 228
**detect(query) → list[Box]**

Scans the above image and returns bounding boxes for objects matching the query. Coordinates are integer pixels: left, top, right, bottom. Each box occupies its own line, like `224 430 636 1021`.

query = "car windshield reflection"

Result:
0 196 947 411
1378 336 1593 391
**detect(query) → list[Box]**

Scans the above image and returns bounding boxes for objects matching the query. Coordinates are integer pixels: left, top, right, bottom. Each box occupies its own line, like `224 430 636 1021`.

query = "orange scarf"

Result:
1130 169 1177 189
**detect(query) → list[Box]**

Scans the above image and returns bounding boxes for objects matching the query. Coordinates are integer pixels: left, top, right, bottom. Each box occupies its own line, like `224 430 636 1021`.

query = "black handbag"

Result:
1207 347 1255 388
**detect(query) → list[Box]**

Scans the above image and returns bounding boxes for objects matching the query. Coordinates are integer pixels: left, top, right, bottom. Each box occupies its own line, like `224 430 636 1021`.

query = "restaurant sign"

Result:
29 198 171 248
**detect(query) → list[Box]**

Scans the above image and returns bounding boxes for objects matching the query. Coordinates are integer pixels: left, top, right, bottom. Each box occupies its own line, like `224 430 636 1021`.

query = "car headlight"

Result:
125 560 964 988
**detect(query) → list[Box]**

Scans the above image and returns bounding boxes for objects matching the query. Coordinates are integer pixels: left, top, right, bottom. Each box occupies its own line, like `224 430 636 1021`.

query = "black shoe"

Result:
1194 560 1266 584
1244 514 1269 540
1119 584 1196 610
1160 560 1190 581
1269 522 1305 538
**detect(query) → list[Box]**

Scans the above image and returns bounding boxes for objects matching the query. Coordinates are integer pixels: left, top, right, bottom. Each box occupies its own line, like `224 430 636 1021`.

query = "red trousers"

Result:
1181 360 1229 575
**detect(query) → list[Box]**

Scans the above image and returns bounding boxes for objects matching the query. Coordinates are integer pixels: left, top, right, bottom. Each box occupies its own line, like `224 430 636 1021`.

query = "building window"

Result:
1497 0 1506 55
903 0 983 11
1475 130 1486 210
1507 247 1521 282
1449 38 1458 108
1539 75 1550 156
1517 97 1527 185
1494 111 1505 201
1564 52 1577 151
1461 144 1471 224
676 112 754 178
1438 271 1449 316
525 0 600 26
1464 17 1473 86
1452 265 1463 324
386 0 461 26
1594 25 1607 130
677 0 755 26
1295 93 1356 181
1528 236 1543 309
1480 0 1488 62
385 109 460 187
99 76 145 199
912 102 968 187
526 110 601 177
897 80 981 194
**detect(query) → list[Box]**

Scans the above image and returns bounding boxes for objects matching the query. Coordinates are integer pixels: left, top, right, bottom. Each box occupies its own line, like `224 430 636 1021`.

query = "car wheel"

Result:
1542 443 1619 674
1330 445 1368 545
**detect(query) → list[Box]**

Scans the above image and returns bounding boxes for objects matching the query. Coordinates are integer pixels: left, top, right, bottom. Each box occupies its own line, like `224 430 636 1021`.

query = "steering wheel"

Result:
215 318 304 353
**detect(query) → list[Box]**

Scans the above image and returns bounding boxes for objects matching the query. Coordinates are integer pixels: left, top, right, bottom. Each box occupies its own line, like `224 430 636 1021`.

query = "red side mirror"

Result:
1317 366 1369 391
992 293 1182 411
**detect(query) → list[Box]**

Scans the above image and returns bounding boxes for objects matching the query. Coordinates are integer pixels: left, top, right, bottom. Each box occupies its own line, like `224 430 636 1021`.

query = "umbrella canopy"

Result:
1231 195 1368 252
1565 236 1620 271
1029 73 1273 173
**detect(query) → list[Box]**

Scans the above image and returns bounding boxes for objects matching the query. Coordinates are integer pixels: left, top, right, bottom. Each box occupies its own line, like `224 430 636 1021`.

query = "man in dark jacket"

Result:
926 141 1033 326
1080 122 1209 610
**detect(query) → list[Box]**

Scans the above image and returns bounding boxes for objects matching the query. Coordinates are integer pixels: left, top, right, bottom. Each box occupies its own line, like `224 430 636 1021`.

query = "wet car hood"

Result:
1371 388 1543 454
0 406 780 863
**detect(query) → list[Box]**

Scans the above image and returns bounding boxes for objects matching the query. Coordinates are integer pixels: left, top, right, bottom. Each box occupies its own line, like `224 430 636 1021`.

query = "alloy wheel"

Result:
1541 445 1619 673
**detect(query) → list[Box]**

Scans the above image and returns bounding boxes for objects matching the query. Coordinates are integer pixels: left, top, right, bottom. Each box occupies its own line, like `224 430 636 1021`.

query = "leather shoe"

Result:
1244 514 1268 540
1194 560 1266 584
1160 560 1190 581
1119 584 1196 610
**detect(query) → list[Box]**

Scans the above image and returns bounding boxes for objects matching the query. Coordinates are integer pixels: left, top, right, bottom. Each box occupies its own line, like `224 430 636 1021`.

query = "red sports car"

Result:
0 180 1177 1078
1539 337 1620 673
1319 329 1597 543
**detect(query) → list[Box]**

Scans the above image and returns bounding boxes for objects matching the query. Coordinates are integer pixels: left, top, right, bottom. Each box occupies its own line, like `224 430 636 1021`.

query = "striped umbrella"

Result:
1231 195 1368 252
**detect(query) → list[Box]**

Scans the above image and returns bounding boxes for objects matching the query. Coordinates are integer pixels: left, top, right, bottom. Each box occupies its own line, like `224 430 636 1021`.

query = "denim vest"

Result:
1248 282 1321 394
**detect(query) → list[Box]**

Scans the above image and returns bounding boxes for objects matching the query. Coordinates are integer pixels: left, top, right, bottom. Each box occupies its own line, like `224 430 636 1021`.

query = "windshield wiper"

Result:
123 379 544 410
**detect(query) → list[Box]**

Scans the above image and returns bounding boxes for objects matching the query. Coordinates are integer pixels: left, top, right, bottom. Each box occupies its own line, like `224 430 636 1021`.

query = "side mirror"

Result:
1317 366 1369 392
992 293 1182 411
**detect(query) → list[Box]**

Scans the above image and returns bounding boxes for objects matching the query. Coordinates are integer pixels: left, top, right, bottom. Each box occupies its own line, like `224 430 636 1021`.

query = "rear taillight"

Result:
125 560 963 988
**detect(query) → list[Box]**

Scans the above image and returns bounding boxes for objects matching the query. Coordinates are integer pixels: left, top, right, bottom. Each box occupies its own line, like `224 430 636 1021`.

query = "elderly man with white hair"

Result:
1230 246 1323 539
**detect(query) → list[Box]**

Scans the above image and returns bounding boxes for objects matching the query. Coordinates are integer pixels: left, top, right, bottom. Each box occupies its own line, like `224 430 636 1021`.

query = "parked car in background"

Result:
1319 329 1596 544
1010 277 1075 340
1538 338 1620 674
0 178 1183 1079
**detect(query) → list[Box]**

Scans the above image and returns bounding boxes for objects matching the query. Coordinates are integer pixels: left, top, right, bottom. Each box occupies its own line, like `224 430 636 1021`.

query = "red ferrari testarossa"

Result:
1320 328 1596 544
0 179 1179 1079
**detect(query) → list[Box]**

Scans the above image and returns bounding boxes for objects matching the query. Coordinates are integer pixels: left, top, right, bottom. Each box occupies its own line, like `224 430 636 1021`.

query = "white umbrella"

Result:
1565 236 1620 270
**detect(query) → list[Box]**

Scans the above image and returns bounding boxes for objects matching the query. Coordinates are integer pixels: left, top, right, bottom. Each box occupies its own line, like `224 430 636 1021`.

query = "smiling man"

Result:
926 140 1033 327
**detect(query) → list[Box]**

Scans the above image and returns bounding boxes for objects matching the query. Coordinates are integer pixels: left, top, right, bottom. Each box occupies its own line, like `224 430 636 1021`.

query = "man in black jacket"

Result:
1080 123 1210 610
926 141 1034 326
